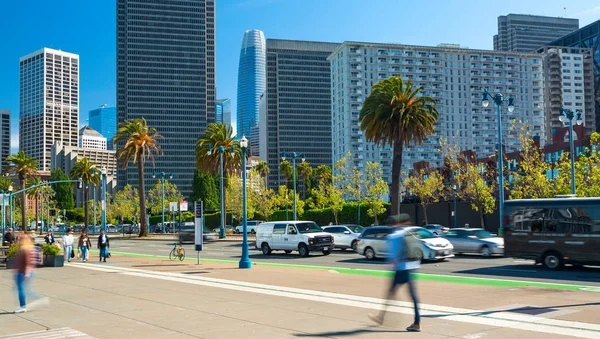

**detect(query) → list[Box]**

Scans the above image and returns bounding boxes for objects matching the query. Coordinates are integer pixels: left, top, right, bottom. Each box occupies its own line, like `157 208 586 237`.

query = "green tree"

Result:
273 185 304 218
5 151 39 228
254 161 270 188
363 162 388 225
113 184 140 224
403 170 444 224
26 177 42 231
279 160 293 187
190 170 220 210
296 161 313 199
50 168 75 210
314 165 332 186
456 162 495 229
226 175 254 224
114 117 163 237
250 170 275 220
0 177 12 191
360 76 439 215
70 157 101 228
147 180 184 215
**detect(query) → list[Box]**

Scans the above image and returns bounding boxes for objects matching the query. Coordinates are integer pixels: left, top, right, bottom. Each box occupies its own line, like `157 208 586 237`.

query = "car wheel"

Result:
284 250 292 254
322 249 332 256
364 247 376 260
351 240 358 252
480 245 491 257
261 243 272 255
298 243 309 257
542 251 563 270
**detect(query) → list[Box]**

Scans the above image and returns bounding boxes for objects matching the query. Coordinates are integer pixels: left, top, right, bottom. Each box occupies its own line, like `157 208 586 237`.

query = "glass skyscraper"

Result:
216 98 231 125
89 105 116 150
237 29 266 138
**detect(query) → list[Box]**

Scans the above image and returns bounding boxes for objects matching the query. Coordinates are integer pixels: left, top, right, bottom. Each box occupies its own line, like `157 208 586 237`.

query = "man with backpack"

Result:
369 213 421 332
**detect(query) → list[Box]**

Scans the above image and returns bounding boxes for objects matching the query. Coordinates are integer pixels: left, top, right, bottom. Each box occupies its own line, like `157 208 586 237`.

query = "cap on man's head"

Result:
387 213 411 225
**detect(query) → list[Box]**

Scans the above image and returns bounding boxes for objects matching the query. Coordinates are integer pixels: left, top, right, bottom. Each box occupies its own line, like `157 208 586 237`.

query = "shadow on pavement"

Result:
455 264 600 284
293 326 403 337
424 301 600 319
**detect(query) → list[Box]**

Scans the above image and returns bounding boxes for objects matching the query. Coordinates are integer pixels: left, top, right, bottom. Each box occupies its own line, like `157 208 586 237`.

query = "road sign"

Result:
169 202 177 212
180 200 188 211
194 201 203 252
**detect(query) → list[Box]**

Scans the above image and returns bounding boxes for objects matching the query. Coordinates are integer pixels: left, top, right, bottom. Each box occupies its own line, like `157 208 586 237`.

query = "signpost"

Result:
194 201 203 264
180 200 188 212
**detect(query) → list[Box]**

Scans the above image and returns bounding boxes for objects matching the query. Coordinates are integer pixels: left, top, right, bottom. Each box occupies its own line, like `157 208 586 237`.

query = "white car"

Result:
322 225 363 251
235 220 265 234
256 221 335 257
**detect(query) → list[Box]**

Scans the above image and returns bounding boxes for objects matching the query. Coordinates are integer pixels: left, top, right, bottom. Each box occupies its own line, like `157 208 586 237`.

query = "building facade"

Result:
216 98 231 125
237 29 266 138
116 0 216 198
19 48 79 171
0 110 10 171
261 39 338 188
493 14 578 52
79 126 107 150
329 42 545 183
89 105 116 150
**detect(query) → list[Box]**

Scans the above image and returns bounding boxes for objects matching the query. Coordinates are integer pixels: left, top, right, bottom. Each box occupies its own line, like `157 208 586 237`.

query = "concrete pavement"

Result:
1 254 599 338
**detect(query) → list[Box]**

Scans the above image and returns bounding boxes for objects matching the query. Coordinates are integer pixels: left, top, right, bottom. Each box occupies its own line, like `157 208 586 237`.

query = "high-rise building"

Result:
249 125 259 157
261 39 338 188
0 110 10 171
117 0 216 197
216 98 231 125
237 29 266 138
544 20 600 132
329 42 545 182
493 14 578 52
79 126 107 150
89 105 116 150
19 48 79 171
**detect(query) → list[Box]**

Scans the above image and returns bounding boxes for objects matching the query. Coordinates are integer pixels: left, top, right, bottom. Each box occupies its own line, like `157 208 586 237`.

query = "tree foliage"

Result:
113 184 140 224
403 169 444 224
363 162 388 225
226 175 254 223
455 162 495 229
147 180 184 215
190 170 220 210
50 168 75 210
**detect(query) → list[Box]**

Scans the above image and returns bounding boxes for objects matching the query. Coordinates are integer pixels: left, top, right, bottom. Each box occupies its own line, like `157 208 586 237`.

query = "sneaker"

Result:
103 259 106 262
406 323 421 332
14 307 27 314
368 313 384 325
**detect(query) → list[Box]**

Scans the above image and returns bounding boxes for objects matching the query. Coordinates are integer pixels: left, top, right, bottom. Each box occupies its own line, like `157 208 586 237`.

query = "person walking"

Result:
78 231 92 262
63 229 74 263
97 230 110 262
369 213 421 332
3 228 15 246
44 231 55 245
13 233 47 313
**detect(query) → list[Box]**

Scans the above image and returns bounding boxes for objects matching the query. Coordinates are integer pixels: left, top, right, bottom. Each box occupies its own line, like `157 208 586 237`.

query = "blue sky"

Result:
0 0 598 152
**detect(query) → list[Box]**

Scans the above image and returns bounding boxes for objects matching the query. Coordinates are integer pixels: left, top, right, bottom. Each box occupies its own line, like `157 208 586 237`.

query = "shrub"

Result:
42 243 61 256
7 244 19 257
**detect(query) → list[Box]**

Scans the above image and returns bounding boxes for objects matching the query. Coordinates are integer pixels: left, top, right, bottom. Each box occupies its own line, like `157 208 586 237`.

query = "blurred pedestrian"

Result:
13 233 47 313
78 231 92 262
3 228 15 246
44 231 55 245
97 230 110 262
63 229 74 263
369 213 421 332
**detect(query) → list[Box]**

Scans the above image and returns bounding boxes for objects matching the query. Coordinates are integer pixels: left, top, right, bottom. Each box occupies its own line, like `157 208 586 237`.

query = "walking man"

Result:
63 229 74 263
13 233 47 313
97 230 110 262
369 213 421 332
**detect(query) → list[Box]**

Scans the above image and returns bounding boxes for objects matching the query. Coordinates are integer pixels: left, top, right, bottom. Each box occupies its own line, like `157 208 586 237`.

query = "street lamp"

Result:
207 144 234 239
152 171 173 234
452 184 457 229
101 167 108 233
239 136 252 269
482 90 514 232
0 190 5 245
281 152 305 221
8 185 13 229
559 107 583 195
93 184 97 233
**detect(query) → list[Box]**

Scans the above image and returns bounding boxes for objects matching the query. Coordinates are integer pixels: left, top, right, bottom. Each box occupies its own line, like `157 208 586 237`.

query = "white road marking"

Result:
68 263 600 338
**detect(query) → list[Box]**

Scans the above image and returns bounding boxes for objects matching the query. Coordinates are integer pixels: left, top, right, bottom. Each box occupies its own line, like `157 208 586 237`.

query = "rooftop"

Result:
79 125 105 138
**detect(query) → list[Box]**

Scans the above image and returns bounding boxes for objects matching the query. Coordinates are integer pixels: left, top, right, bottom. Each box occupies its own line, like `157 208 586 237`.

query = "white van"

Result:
255 221 335 257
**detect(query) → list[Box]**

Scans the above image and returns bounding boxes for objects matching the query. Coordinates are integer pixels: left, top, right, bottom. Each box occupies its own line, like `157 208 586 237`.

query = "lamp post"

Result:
239 136 252 269
559 107 583 195
93 184 97 233
9 185 13 229
1 190 5 245
482 90 515 232
281 152 305 221
452 184 457 229
101 167 107 233
207 145 233 239
152 171 173 234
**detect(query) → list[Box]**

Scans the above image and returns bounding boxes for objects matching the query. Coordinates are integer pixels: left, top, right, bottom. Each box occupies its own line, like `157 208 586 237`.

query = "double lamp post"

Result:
152 171 174 234
281 152 305 221
559 107 583 195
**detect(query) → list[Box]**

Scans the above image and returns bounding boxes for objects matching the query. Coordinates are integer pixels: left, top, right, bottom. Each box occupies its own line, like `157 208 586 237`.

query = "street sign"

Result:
180 200 188 212
194 201 203 252
169 202 177 212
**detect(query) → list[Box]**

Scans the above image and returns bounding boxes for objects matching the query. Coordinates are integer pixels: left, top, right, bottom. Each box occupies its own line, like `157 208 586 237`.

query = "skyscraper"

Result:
89 104 116 150
0 110 10 171
493 14 578 52
261 39 338 188
237 29 266 138
117 0 216 197
19 48 79 171
216 98 231 125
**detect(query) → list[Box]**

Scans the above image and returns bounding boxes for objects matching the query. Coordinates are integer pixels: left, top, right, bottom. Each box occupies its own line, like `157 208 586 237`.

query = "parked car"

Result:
356 226 454 261
443 228 504 257
255 221 334 257
107 225 117 233
235 220 265 234
322 225 363 251
423 224 449 236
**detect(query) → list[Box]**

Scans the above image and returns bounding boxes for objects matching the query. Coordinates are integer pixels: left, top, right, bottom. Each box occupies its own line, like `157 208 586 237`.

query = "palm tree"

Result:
27 177 42 231
5 151 38 228
195 123 242 223
296 161 313 198
0 177 11 227
279 160 293 188
360 76 439 215
70 157 100 230
254 161 270 188
113 118 163 237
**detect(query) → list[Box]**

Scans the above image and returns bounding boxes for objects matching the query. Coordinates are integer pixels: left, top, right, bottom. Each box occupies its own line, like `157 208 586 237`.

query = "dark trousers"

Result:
382 269 420 324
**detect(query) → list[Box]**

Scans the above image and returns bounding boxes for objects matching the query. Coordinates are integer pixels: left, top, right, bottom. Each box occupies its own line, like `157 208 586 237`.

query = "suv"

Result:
235 220 265 234
322 225 364 251
256 221 334 257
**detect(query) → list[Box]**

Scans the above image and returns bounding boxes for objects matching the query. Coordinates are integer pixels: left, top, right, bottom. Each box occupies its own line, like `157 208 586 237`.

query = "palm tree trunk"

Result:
84 185 89 229
35 195 39 231
137 156 148 237
390 140 404 216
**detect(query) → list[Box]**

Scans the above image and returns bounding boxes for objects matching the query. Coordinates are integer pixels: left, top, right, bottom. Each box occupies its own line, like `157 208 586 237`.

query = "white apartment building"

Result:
329 42 545 182
79 126 107 150
20 48 79 171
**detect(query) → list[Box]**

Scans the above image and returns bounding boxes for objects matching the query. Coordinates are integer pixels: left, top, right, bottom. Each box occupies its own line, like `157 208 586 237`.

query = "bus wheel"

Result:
542 251 563 270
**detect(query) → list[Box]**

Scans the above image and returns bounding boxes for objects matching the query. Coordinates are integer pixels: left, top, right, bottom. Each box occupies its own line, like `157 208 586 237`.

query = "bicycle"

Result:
169 242 185 261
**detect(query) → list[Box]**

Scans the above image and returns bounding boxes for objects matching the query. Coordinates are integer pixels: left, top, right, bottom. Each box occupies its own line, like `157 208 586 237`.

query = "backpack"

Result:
402 231 422 262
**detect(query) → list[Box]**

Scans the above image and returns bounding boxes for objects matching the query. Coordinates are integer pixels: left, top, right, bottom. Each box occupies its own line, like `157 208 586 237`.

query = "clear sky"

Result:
0 0 598 152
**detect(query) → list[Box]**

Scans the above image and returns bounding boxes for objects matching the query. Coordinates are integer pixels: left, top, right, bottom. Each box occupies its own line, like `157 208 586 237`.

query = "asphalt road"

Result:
107 239 600 287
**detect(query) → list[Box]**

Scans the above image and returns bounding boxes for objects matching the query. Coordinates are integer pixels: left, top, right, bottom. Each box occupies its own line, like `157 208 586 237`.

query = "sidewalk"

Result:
1 254 599 338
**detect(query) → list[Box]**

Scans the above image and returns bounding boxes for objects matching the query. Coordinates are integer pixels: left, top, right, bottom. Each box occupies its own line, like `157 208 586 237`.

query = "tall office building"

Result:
117 0 216 197
493 14 578 52
216 98 231 125
329 42 545 182
237 29 266 138
19 48 79 171
79 126 108 150
89 104 116 149
545 20 600 132
0 110 10 171
261 39 338 188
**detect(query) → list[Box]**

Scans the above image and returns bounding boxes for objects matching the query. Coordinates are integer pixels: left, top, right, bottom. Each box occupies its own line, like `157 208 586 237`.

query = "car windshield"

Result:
296 222 322 234
473 230 494 239
409 228 437 239
350 226 364 233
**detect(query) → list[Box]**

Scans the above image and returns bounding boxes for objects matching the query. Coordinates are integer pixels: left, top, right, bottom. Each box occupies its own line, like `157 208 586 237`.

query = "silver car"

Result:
443 228 504 257
355 226 393 260
322 225 364 251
